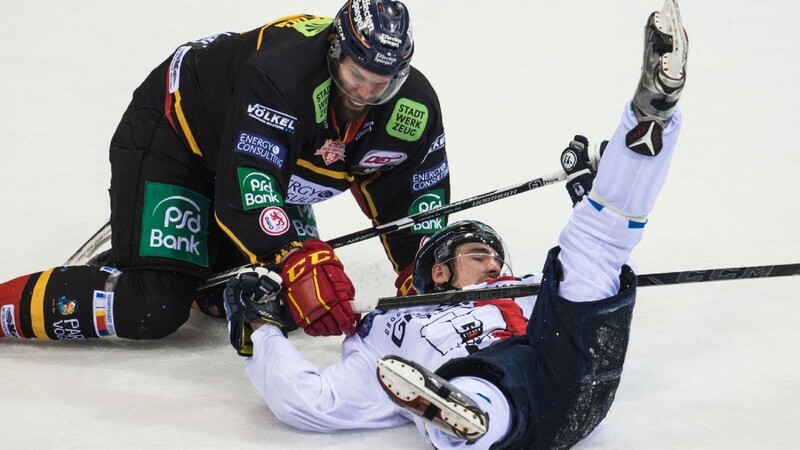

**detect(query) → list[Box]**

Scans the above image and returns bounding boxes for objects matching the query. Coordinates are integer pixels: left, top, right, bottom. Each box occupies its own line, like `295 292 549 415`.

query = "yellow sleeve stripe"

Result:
296 158 354 181
357 174 401 272
215 212 259 265
173 90 203 157
31 268 55 340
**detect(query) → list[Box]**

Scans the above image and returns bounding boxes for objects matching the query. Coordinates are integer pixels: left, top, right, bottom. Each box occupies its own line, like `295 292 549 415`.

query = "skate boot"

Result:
632 0 688 122
628 0 688 156
376 355 489 444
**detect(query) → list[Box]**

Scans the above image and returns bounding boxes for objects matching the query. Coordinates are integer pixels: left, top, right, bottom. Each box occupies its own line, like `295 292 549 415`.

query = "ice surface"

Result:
2 1 799 448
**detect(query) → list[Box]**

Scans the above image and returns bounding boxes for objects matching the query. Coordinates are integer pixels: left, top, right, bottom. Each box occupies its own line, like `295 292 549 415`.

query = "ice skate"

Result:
632 0 688 122
377 355 489 444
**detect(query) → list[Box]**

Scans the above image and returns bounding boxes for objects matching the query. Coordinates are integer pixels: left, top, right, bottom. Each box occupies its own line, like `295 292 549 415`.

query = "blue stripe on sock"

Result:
588 197 604 212
628 220 647 228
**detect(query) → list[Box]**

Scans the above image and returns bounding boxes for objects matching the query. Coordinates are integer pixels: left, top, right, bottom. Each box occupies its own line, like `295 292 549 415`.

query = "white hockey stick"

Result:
64 220 111 265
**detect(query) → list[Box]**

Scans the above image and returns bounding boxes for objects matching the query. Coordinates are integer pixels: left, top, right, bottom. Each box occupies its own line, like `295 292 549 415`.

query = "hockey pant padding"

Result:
112 269 197 339
435 247 636 450
109 103 221 279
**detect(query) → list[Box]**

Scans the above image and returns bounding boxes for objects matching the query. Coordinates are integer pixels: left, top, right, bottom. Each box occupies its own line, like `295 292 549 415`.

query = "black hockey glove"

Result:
560 135 607 206
223 267 284 357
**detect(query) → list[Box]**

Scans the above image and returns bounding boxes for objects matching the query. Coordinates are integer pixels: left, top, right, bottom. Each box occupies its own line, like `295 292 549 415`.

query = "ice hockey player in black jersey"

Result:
0 0 448 342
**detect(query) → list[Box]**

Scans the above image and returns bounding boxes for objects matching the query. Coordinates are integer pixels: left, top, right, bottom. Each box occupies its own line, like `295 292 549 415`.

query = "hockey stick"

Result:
64 220 112 265
372 262 800 310
200 168 570 289
64 167 566 283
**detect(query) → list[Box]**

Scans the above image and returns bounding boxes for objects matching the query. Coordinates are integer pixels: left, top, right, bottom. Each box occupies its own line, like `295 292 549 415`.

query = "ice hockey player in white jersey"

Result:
223 0 687 448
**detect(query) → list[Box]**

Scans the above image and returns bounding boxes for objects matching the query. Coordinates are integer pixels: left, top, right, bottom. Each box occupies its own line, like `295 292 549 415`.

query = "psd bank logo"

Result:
139 181 210 267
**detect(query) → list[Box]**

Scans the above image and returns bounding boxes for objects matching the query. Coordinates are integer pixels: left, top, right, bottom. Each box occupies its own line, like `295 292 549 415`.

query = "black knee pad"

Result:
113 270 197 339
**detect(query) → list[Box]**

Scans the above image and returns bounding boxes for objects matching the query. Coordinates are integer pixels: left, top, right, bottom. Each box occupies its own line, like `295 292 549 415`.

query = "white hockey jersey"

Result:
245 274 541 433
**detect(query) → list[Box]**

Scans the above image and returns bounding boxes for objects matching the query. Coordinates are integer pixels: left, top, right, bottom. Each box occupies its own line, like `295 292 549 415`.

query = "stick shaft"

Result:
201 169 568 288
373 263 800 310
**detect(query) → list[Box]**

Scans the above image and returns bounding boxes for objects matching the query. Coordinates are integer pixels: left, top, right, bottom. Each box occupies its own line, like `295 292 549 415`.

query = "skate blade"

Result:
377 358 488 441
655 0 688 80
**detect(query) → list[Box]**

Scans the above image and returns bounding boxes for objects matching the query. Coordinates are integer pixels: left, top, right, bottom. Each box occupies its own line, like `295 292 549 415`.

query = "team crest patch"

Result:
259 206 291 236
315 139 347 165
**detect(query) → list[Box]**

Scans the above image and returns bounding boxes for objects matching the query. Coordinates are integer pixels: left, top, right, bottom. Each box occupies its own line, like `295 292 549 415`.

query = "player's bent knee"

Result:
113 270 197 340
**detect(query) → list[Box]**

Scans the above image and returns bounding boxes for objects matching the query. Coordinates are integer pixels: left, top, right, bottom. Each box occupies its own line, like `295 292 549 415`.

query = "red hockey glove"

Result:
394 262 417 297
279 239 359 336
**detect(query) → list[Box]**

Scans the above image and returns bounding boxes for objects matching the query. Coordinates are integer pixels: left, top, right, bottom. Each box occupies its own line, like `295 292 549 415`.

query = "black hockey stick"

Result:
199 168 570 289
327 168 567 247
372 262 800 310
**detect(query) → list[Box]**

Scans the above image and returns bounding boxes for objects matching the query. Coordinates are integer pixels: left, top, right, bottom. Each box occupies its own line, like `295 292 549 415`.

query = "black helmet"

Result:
412 220 509 293
328 0 414 105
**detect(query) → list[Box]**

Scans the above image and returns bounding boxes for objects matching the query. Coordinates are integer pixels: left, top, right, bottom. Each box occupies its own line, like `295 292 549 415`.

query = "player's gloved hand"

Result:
560 135 607 206
223 267 284 357
279 239 359 337
394 262 417 297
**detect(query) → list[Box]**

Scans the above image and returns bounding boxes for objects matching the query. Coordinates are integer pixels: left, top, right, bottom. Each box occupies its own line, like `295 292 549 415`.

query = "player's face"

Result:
336 57 393 104
331 57 392 121
432 242 503 289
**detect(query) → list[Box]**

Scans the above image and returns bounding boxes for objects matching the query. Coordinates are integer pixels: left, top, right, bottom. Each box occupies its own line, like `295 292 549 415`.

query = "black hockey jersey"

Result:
157 14 449 273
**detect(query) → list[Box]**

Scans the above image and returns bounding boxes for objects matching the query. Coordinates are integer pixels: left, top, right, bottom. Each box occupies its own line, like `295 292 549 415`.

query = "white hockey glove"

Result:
223 267 284 357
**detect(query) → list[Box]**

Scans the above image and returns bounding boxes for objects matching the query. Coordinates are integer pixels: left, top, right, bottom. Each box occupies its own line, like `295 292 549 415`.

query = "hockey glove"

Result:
560 135 607 206
279 239 359 337
223 267 284 357
394 262 417 297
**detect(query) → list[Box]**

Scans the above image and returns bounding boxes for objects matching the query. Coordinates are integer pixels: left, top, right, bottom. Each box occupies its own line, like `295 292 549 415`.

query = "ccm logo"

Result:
359 150 407 167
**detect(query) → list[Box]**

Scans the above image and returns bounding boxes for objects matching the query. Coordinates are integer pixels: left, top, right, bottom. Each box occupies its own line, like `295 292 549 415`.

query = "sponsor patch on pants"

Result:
139 181 210 266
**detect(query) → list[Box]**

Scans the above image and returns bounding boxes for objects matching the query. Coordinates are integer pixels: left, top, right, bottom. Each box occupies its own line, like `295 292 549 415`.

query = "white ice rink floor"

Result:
2 1 799 448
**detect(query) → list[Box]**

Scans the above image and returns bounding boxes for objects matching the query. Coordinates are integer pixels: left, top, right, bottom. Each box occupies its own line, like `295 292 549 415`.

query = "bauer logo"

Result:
238 167 283 210
411 158 449 193
234 131 286 169
139 182 210 267
409 189 445 234
427 133 446 156
247 103 297 134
